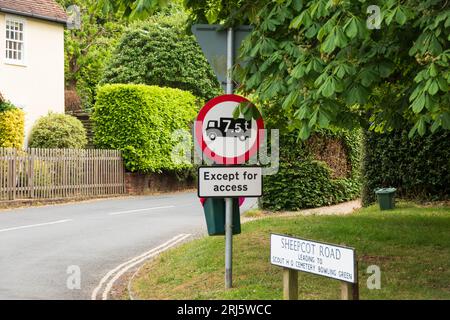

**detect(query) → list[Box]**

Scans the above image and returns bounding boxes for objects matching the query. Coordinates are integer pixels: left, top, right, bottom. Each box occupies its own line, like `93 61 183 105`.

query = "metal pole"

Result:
225 197 233 288
225 27 234 289
226 27 234 94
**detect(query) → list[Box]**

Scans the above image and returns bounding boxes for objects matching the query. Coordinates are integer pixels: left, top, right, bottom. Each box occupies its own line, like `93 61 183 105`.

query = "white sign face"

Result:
198 166 262 198
270 234 356 283
202 101 258 159
195 95 264 165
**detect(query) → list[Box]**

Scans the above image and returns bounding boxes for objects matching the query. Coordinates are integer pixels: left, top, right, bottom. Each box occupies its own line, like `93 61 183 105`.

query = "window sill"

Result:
4 60 27 67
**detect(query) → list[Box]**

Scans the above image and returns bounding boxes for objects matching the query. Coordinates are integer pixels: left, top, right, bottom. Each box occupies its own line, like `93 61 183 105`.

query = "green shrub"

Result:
101 11 222 101
28 113 87 149
0 100 15 113
92 84 198 173
0 107 25 149
261 130 362 211
362 129 450 205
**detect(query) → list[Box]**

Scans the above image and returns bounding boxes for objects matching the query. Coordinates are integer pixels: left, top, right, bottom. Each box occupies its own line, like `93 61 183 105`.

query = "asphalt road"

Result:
0 192 257 300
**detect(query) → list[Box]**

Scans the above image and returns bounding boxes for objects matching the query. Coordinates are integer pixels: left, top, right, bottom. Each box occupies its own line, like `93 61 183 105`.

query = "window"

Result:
5 17 25 64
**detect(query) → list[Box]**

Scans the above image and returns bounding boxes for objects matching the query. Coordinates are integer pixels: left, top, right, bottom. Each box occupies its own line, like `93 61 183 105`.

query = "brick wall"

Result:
125 172 195 195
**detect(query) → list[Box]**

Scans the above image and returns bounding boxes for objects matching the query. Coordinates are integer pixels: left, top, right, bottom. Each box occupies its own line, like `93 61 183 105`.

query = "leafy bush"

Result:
0 107 25 149
101 11 222 101
260 104 362 211
28 113 87 149
92 84 198 173
362 129 450 205
261 130 362 211
0 108 25 149
0 100 15 113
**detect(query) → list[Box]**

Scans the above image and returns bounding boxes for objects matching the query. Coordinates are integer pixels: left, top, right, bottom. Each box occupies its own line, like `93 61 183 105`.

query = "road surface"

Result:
0 192 257 300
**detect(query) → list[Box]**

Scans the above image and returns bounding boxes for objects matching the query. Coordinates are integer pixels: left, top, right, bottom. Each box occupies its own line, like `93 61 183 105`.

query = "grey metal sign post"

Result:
192 24 253 290
224 27 234 289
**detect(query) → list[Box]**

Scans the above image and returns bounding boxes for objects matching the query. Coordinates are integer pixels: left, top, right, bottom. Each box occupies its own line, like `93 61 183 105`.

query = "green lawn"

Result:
131 202 450 300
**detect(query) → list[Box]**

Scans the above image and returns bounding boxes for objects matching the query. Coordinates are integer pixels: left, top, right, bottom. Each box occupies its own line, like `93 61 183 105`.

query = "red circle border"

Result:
195 94 265 165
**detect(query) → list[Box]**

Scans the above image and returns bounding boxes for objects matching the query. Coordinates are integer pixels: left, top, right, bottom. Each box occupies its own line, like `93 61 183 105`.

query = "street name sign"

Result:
270 234 356 283
194 94 264 165
198 166 262 198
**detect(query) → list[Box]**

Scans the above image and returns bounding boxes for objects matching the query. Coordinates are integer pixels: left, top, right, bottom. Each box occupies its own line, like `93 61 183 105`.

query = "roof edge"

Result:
0 7 67 26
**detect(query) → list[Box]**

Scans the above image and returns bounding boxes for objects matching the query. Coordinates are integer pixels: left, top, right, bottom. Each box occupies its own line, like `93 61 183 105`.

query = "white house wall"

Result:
0 13 65 145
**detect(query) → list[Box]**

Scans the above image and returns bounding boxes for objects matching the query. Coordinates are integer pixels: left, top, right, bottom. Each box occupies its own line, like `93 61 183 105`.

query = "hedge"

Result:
92 84 197 173
362 129 450 205
261 128 362 211
258 101 362 211
28 113 87 149
262 163 359 211
0 108 25 149
101 11 222 102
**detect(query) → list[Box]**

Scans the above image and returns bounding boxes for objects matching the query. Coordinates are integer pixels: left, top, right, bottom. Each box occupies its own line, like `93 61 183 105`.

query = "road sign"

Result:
191 24 253 91
270 234 356 283
198 166 262 198
193 25 256 290
195 94 264 165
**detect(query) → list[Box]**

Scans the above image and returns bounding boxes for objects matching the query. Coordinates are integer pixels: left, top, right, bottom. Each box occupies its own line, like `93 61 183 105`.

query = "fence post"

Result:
120 151 126 194
8 149 17 200
28 148 35 199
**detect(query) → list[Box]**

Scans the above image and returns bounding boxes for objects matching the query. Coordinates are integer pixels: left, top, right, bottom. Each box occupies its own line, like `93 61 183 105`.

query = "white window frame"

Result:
4 15 26 66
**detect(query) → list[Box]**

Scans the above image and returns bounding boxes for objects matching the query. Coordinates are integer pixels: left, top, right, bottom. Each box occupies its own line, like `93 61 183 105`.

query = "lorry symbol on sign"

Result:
206 117 252 141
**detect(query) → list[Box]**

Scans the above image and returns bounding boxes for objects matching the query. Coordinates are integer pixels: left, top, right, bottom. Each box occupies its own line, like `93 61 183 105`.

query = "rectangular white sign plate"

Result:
198 166 262 198
270 234 356 283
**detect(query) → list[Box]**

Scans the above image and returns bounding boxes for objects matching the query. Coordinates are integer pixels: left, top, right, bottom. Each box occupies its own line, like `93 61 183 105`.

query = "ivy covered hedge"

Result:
92 84 197 173
362 129 450 205
101 11 222 102
261 105 362 211
0 95 24 149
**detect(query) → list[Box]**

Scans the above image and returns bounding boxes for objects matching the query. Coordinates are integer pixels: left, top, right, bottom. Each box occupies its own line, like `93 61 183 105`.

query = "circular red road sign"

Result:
194 94 264 165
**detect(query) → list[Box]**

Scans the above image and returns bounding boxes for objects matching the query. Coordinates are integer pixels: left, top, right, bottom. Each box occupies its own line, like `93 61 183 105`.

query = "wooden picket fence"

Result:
0 148 125 201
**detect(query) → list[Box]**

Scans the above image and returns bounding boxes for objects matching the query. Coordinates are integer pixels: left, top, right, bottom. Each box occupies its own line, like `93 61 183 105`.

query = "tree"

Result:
184 0 265 25
95 0 171 19
56 0 124 110
101 9 222 101
184 0 450 139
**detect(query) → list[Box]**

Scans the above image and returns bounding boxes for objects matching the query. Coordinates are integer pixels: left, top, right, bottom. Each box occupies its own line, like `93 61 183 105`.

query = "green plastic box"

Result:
203 198 241 236
375 188 397 210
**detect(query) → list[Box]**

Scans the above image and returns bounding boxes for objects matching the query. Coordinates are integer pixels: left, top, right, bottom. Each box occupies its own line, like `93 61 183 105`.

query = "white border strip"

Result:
91 233 192 300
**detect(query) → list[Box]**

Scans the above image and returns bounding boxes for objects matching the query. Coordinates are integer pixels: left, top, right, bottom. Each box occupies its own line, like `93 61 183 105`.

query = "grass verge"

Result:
131 202 450 300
